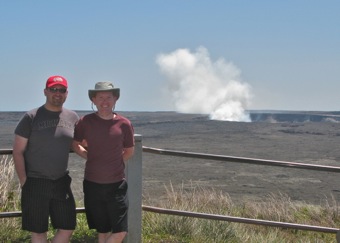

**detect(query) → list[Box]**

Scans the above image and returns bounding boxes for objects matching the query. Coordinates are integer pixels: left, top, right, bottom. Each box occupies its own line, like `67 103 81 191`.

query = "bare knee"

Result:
31 232 48 243
51 229 74 243
109 231 127 242
99 231 127 243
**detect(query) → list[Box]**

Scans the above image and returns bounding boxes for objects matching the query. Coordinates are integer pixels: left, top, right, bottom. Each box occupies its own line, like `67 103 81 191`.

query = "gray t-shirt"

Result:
15 106 79 179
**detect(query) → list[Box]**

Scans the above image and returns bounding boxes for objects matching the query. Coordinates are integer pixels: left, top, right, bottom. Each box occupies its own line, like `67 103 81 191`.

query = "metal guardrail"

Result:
142 205 340 234
142 146 340 239
0 208 86 218
142 146 340 173
0 149 13 155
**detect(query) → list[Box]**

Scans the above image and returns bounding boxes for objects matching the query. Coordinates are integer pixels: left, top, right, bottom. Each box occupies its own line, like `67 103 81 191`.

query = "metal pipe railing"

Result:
0 149 13 155
142 205 340 234
0 208 86 218
143 146 340 173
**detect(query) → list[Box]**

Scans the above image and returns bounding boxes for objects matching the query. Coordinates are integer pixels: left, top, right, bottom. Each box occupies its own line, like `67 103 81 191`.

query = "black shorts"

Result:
21 174 76 233
83 179 128 233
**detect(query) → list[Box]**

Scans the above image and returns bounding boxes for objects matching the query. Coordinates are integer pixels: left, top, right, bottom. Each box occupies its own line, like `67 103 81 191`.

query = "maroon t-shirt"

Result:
74 113 134 184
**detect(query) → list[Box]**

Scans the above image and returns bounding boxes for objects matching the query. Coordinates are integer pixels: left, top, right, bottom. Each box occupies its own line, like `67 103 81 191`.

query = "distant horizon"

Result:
1 109 340 114
1 109 340 127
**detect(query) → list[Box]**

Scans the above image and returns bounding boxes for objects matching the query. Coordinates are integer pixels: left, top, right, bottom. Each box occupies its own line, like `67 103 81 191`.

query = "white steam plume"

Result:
156 47 252 122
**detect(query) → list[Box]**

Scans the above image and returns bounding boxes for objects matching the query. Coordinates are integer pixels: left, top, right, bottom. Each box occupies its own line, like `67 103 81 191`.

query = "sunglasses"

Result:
48 87 67 94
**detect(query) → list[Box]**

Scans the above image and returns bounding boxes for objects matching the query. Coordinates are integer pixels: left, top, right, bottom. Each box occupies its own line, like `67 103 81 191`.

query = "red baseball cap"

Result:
46 75 68 88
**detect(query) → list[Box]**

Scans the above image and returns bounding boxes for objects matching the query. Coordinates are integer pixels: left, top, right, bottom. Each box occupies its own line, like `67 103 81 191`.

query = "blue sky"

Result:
1 1 339 113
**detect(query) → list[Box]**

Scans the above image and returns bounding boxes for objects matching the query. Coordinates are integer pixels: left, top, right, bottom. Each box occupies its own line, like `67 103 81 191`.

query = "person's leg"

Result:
98 232 126 243
51 229 74 243
50 175 76 241
105 231 127 243
83 180 111 231
85 180 128 243
31 232 48 243
22 178 51 241
108 180 128 234
101 180 128 243
98 232 111 243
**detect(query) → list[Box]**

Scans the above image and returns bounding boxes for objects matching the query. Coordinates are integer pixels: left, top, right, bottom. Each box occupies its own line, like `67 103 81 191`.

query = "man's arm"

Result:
72 140 88 160
12 135 28 187
123 146 134 162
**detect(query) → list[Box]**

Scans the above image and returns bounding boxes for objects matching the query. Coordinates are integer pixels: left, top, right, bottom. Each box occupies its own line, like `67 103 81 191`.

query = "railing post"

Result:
124 134 142 243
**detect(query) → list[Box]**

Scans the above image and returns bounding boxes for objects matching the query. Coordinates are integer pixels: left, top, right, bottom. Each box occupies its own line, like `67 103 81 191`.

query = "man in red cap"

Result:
13 75 79 242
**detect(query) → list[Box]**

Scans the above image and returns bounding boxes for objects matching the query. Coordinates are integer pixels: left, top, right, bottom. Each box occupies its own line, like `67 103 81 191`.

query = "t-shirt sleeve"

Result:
14 113 33 138
123 120 135 148
73 118 85 142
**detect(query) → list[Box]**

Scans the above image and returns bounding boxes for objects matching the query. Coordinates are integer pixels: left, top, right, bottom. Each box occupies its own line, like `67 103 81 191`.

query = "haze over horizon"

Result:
1 1 339 117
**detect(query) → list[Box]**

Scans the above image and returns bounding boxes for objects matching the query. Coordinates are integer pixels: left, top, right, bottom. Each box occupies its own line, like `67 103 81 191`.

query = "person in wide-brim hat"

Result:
73 80 134 242
88 81 120 101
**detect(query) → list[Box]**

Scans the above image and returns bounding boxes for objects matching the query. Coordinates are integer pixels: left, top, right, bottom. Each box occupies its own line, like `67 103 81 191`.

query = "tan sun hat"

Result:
88 82 120 101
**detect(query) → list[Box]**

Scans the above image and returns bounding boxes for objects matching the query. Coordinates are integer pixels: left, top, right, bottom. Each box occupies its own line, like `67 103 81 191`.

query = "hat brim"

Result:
88 88 120 101
47 83 68 88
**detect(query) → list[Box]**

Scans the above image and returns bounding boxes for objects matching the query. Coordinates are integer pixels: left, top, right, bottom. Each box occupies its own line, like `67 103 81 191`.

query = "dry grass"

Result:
0 155 26 240
0 155 20 211
142 182 340 242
